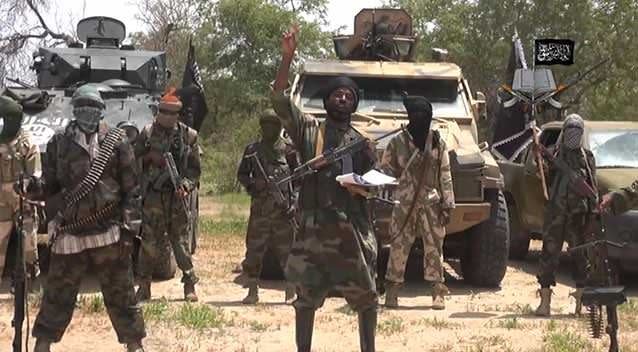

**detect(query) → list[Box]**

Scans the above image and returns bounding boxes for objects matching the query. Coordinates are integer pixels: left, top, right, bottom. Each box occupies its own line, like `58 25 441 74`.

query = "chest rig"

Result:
145 124 188 191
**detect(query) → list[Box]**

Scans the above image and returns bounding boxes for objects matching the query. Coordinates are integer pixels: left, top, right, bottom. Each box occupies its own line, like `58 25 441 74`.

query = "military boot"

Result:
432 283 449 310
285 285 296 304
135 281 151 302
184 282 198 302
295 307 315 352
126 341 145 352
242 284 259 305
384 281 399 308
358 307 377 352
34 338 52 352
570 288 584 316
535 288 552 317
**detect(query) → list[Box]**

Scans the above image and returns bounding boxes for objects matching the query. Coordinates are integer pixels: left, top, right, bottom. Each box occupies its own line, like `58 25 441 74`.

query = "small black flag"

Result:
180 37 208 131
534 39 575 66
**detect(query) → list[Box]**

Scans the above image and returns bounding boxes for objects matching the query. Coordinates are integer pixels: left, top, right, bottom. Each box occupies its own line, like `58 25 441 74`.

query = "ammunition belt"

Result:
62 128 125 210
60 202 118 234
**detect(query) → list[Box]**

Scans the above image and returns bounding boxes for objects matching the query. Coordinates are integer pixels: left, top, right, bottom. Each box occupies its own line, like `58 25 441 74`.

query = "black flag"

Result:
534 39 575 66
179 37 208 131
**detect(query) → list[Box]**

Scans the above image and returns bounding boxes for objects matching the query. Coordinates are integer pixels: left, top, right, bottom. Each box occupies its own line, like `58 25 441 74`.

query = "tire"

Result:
505 195 530 260
461 190 509 287
152 235 177 280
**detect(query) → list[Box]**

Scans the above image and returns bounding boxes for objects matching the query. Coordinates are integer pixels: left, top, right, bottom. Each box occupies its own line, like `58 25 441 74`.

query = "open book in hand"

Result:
335 170 397 187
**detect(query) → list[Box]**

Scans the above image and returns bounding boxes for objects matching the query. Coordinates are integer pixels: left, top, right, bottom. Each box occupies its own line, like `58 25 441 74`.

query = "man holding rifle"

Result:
272 25 378 352
236 109 298 304
535 113 597 317
135 89 201 302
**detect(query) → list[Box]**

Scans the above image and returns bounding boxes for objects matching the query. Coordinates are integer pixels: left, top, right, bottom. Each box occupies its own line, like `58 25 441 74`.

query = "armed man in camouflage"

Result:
535 113 597 317
272 26 378 352
236 109 297 304
601 181 638 215
0 96 40 287
32 85 146 352
135 88 201 302
379 96 454 310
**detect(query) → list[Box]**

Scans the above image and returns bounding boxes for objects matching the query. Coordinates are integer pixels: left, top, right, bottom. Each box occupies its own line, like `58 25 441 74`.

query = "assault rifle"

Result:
247 152 299 232
276 127 403 186
12 173 26 352
164 152 191 219
536 144 597 201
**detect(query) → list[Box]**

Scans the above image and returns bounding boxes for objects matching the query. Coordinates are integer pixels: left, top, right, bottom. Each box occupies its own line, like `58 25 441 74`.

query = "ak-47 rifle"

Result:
536 144 597 201
247 152 299 232
164 152 192 219
12 172 26 352
276 127 403 186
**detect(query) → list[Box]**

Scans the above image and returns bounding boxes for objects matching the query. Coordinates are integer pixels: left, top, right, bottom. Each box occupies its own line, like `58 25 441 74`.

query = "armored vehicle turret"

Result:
2 16 177 279
287 9 508 287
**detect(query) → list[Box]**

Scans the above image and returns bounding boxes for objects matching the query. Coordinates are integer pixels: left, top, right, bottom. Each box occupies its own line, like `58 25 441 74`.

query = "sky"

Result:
42 0 385 36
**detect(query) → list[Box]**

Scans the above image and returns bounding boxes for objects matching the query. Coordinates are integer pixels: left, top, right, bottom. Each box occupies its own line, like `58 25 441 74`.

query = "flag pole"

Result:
532 37 549 200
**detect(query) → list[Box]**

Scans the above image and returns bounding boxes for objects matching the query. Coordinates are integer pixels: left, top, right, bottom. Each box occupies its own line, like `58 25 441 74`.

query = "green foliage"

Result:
542 331 592 352
415 317 461 330
78 294 105 314
378 315 405 335
390 0 638 122
143 298 171 321
175 303 233 330
199 216 247 236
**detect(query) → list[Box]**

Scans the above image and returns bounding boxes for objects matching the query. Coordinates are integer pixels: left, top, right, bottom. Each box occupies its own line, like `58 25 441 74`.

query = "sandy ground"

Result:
1 197 637 352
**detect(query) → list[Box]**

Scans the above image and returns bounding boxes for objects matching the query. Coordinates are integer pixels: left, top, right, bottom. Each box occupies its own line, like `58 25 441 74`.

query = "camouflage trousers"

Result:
241 205 294 285
0 215 38 282
537 210 588 288
386 207 445 284
286 210 378 312
32 242 146 343
138 190 198 284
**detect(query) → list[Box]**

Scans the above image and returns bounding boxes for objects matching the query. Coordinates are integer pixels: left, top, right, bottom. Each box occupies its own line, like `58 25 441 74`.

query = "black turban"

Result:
322 76 360 112
403 95 433 117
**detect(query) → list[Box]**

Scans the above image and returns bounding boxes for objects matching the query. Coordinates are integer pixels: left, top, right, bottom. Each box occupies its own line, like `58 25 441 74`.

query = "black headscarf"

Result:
403 95 433 151
321 76 360 113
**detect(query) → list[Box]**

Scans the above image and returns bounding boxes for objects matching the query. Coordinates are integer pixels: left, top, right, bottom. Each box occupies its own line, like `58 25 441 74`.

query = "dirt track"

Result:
1 197 637 352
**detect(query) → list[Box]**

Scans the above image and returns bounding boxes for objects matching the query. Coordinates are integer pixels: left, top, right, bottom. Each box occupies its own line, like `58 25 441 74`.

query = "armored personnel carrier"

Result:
289 9 508 286
2 17 179 279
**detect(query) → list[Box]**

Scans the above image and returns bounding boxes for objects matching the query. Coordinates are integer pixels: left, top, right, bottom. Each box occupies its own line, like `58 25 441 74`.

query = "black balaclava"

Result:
322 76 360 122
403 95 433 151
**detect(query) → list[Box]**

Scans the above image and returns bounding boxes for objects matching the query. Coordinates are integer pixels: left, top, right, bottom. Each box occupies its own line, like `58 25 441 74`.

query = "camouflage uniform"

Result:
380 129 454 285
271 91 378 311
537 147 597 288
135 121 201 289
0 129 40 282
238 139 296 281
32 121 145 345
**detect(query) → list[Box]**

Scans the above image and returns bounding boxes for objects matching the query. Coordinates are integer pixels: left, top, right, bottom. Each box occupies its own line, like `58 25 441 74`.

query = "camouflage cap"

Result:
259 109 280 125
71 84 105 108
0 95 24 144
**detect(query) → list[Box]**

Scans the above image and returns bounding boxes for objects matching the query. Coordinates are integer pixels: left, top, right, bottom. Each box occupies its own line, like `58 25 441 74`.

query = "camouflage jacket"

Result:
0 131 40 221
379 129 454 233
237 138 298 210
271 91 376 219
609 180 638 215
135 121 201 194
44 122 141 236
547 147 597 214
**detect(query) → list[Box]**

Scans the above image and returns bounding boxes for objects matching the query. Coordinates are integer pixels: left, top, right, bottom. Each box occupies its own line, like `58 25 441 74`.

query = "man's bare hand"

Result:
281 24 299 60
175 185 189 199
600 192 614 214
340 182 370 197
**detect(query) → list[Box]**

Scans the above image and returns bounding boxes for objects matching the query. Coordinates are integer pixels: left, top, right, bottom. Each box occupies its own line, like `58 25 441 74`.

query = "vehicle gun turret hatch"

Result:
77 17 126 48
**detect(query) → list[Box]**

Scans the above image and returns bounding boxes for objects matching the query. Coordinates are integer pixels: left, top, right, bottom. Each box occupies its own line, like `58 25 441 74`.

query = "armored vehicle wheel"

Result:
461 190 509 287
505 196 530 260
153 235 177 280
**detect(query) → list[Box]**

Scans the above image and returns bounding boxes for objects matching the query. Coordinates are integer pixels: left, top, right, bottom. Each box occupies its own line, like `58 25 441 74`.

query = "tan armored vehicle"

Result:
288 9 508 287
